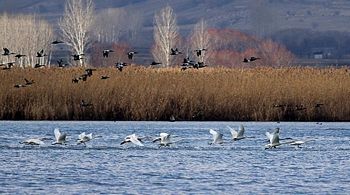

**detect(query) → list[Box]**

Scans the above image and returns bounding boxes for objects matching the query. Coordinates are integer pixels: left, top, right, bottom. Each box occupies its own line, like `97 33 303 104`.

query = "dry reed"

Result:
0 66 349 121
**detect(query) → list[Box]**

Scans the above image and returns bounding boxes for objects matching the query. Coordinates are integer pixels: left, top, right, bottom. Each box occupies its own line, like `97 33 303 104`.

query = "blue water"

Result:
0 121 349 194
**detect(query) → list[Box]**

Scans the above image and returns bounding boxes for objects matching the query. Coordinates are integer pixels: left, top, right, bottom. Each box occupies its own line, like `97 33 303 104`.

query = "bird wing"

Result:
130 134 144 146
210 129 222 143
3 48 9 54
271 133 280 145
86 133 93 140
227 126 238 138
54 128 61 142
78 132 86 140
265 132 273 141
237 125 245 137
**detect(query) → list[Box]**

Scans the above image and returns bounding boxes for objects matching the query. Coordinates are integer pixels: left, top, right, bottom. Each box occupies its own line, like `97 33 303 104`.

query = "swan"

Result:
121 134 144 146
20 138 44 145
77 132 93 145
289 139 313 148
227 125 245 141
153 133 172 147
53 128 67 145
209 129 223 144
265 132 281 149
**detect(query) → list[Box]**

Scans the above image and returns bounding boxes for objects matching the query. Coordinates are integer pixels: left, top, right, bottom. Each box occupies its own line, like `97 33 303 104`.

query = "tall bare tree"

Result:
190 19 211 64
152 6 179 67
59 0 94 66
92 8 143 45
0 14 53 68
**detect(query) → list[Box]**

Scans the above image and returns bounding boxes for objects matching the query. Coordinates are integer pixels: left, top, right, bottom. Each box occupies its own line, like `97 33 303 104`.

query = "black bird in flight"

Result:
150 61 162 66
116 62 128 72
51 40 64 45
72 54 84 61
127 51 137 60
170 48 182 55
15 54 26 59
24 78 34 86
101 75 110 80
36 49 47 58
3 48 15 56
103 49 114 58
243 57 261 63
195 48 207 57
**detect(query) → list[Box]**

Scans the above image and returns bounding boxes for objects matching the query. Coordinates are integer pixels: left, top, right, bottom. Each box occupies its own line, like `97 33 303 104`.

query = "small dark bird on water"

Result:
170 48 182 55
2 48 15 56
51 40 64 45
243 57 261 63
103 49 114 58
150 61 162 66
80 100 93 108
127 51 137 60
195 48 207 57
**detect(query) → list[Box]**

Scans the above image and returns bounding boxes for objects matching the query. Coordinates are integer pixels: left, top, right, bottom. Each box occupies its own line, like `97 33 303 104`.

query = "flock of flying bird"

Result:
20 125 311 149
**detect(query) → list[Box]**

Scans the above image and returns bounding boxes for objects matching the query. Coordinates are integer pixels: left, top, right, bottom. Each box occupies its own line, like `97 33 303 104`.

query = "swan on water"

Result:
265 132 281 149
20 138 45 145
209 129 223 144
77 132 93 145
227 125 245 141
53 128 67 145
153 133 172 147
121 134 144 146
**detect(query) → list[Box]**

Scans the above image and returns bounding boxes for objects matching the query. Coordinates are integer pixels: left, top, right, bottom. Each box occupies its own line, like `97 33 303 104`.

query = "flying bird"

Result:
243 57 260 63
120 134 144 146
100 75 110 80
127 51 137 60
72 54 84 61
15 54 26 59
195 48 207 57
53 128 67 145
20 138 45 145
209 129 223 145
227 125 245 141
36 49 47 58
153 133 172 147
150 61 162 66
51 40 64 44
24 78 34 86
80 100 93 108
103 49 114 58
116 62 128 72
2 48 15 56
170 48 182 55
77 132 93 145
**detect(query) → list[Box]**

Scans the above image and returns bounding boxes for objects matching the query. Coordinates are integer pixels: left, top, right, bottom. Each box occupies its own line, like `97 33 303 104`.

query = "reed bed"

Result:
0 66 349 121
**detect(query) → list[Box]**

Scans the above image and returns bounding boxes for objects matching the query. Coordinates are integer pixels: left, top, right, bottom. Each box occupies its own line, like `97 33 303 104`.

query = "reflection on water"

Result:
0 121 349 194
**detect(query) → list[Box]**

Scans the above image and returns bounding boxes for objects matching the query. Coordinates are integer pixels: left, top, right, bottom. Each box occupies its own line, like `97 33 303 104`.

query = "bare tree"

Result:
59 0 94 66
92 8 143 45
0 14 53 68
190 19 211 64
152 6 179 67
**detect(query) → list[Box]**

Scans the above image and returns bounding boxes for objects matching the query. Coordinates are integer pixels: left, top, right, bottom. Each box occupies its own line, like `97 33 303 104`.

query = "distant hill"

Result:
1 0 350 33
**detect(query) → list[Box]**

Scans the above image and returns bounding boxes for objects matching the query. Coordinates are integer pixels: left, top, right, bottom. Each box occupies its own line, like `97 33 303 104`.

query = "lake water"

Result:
0 121 349 194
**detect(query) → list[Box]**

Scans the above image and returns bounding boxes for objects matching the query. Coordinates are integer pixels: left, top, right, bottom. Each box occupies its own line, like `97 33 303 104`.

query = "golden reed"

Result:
0 66 349 121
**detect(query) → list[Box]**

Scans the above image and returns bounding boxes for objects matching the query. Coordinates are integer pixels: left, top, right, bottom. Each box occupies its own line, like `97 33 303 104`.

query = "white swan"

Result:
265 127 280 141
21 138 44 145
290 140 312 148
77 132 93 145
209 129 223 144
265 132 281 149
53 128 67 144
227 125 245 141
153 133 172 146
121 134 144 146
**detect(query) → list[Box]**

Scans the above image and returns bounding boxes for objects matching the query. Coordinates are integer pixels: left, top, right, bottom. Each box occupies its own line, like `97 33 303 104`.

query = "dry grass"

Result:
0 66 349 121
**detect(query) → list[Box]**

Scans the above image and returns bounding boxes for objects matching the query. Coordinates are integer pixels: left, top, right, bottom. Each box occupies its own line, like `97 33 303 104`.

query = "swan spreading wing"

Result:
209 129 223 144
